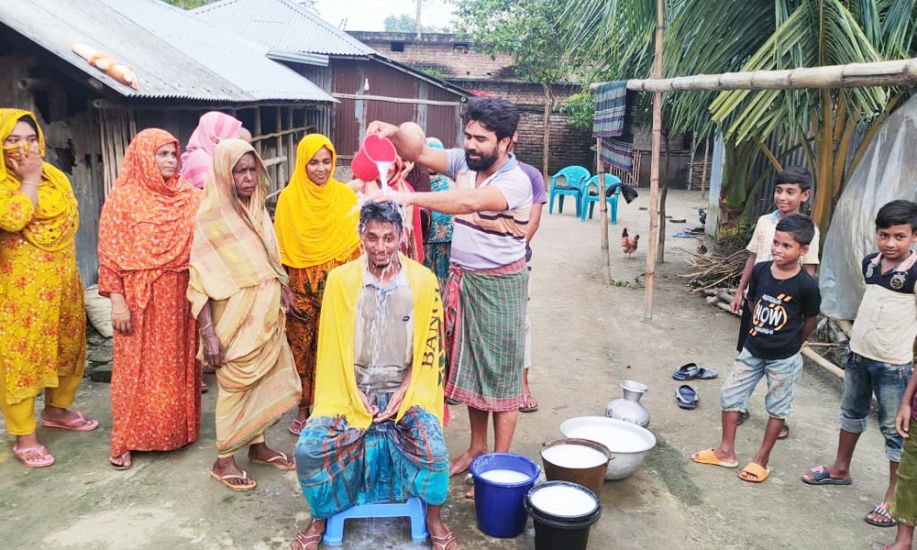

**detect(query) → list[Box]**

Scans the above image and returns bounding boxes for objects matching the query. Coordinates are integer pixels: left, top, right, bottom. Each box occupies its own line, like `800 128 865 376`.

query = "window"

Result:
391 42 405 52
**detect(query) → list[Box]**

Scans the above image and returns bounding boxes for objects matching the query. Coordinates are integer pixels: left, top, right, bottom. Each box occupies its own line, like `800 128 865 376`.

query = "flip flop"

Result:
210 469 257 492
801 465 852 485
289 529 324 550
739 462 770 483
691 448 738 468
12 444 55 468
288 418 307 436
109 452 133 471
865 501 896 528
672 363 718 380
431 529 459 550
250 450 295 471
676 384 698 409
40 411 99 432
519 392 539 413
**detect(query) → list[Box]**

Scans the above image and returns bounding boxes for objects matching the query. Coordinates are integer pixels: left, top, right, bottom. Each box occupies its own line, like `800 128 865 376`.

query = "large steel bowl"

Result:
559 416 656 480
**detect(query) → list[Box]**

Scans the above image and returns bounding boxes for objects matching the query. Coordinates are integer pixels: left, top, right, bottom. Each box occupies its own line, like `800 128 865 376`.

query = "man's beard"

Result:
465 148 498 171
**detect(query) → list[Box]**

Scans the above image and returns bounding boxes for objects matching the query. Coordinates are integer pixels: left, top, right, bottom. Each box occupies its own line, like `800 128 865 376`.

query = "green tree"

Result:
456 0 571 179
383 13 444 33
561 0 916 236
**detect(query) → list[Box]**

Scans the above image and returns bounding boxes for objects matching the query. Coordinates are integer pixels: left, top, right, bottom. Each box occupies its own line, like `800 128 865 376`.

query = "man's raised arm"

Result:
366 121 450 176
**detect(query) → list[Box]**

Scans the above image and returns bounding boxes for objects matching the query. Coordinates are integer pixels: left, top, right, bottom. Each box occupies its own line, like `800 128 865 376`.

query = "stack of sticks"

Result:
679 248 749 293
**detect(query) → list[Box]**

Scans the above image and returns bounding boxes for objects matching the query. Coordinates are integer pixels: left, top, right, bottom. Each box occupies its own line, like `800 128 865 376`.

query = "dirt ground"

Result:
0 189 899 549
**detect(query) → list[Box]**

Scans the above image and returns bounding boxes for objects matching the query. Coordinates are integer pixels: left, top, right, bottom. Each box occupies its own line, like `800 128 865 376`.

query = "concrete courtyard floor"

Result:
1 189 898 549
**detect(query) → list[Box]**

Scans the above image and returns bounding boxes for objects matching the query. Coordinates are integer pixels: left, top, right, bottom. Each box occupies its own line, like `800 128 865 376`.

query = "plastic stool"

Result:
322 497 428 546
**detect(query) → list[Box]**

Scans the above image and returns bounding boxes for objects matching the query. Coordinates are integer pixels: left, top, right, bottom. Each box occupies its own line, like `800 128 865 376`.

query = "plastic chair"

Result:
548 166 590 216
581 174 623 224
322 497 428 546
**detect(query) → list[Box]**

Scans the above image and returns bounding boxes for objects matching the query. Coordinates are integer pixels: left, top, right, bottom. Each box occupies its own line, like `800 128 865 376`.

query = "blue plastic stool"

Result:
322 497 428 546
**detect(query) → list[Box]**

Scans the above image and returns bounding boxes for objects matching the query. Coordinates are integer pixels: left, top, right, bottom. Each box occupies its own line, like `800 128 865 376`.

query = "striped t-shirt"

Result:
446 149 533 269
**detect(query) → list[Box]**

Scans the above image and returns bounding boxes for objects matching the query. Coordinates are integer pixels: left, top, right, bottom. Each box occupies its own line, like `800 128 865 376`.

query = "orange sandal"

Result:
739 462 770 483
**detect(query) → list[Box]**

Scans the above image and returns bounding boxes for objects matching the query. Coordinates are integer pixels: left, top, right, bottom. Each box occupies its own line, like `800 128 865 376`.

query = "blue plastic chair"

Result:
548 166 590 216
322 497 428 546
581 174 623 224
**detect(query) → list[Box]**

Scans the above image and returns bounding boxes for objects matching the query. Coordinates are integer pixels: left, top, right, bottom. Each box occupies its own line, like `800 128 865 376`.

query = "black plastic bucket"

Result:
524 481 603 550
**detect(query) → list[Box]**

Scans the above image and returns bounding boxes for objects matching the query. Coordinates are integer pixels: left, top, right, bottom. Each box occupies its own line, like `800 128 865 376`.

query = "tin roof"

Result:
0 0 334 103
193 0 376 58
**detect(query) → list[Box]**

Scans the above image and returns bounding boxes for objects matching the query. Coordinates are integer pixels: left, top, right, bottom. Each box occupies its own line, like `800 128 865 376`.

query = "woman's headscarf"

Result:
274 134 360 268
0 109 79 251
97 128 199 310
181 111 243 189
188 139 287 309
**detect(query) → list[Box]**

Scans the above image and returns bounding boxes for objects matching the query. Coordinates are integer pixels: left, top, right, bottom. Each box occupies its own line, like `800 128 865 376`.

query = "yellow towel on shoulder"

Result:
311 254 445 430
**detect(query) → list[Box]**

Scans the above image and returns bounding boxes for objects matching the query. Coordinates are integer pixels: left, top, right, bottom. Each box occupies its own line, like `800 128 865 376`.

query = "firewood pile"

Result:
679 235 749 301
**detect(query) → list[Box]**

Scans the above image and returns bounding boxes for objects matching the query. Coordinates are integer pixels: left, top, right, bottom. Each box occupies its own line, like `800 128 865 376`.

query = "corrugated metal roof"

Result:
0 0 333 103
193 0 376 58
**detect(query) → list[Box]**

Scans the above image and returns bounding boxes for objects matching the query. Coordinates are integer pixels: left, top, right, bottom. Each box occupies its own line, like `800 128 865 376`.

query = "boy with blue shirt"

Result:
693 214 821 483
803 200 917 530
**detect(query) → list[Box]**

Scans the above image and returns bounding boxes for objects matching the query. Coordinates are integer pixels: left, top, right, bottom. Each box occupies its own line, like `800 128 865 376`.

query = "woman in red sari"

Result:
98 128 201 470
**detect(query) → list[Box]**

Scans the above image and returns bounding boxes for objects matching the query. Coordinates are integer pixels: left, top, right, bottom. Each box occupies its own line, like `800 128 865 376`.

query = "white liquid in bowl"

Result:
478 469 531 484
530 484 597 517
568 425 649 453
541 444 607 469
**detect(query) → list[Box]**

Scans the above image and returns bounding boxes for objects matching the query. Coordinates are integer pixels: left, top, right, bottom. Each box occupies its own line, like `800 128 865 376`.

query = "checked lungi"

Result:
443 258 528 412
295 393 448 519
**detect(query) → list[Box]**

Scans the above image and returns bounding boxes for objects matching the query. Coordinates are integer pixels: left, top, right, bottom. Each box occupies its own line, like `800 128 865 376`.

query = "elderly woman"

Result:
189 139 301 491
98 128 202 470
274 134 361 435
0 108 97 468
181 111 252 189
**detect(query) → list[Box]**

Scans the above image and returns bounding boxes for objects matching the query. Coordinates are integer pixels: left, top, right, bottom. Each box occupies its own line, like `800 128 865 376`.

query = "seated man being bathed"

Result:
290 202 457 550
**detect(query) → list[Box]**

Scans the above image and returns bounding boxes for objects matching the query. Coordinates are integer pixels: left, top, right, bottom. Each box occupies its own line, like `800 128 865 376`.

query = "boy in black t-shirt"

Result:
692 214 821 483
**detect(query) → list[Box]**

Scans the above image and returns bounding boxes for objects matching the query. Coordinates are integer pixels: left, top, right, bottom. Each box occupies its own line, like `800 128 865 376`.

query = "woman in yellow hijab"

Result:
0 109 97 469
274 134 361 435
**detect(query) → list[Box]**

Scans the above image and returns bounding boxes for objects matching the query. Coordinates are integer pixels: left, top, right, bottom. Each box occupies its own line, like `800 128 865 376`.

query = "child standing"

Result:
693 214 821 482
803 200 917 530
730 167 821 439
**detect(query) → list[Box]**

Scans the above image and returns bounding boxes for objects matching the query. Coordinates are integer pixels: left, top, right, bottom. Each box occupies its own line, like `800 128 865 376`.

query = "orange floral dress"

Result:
98 129 201 458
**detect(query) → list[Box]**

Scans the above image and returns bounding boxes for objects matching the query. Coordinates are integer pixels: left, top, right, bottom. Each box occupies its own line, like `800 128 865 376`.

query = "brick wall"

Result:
349 32 515 78
514 111 594 176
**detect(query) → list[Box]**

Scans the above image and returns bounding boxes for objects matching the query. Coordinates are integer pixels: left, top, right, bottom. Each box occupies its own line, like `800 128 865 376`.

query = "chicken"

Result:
621 227 640 257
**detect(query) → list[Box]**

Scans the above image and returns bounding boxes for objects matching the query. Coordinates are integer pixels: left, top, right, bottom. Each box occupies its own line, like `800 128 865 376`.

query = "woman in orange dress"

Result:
98 128 201 470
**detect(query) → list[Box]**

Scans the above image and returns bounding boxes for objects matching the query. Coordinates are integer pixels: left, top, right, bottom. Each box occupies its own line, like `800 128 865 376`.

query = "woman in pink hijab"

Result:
181 112 252 189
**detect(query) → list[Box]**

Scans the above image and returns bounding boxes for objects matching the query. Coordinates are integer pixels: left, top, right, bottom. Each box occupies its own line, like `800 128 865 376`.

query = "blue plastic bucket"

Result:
470 452 541 538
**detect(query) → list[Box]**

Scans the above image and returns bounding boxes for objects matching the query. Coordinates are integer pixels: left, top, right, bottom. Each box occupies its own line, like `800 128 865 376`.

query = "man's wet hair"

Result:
775 166 812 191
775 213 815 246
462 98 520 142
360 201 403 233
875 199 917 231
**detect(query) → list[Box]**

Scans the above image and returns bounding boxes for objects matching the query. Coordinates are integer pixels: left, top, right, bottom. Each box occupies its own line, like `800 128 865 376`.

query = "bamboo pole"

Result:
608 58 917 93
644 0 665 322
801 344 844 380
596 138 611 283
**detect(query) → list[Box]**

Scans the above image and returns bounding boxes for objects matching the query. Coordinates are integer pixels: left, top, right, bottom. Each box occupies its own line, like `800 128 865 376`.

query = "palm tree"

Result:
561 0 916 234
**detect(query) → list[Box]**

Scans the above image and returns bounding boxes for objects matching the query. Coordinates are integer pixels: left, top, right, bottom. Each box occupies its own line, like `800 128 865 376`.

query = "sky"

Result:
311 0 456 32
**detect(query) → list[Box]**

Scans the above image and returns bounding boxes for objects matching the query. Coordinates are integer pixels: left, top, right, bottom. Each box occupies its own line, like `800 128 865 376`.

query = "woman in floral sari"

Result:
274 134 361 435
98 128 201 470
189 139 301 491
0 108 97 469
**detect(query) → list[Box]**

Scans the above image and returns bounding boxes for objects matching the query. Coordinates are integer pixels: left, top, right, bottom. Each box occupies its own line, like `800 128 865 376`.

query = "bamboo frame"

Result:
332 93 462 107
616 58 917 93
596 138 611 283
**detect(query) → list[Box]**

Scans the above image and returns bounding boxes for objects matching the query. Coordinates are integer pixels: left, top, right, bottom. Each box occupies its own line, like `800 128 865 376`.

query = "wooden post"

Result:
253 107 262 156
286 107 294 189
644 0 665 322
700 137 710 195
275 107 283 186
596 138 611 283
687 133 696 190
